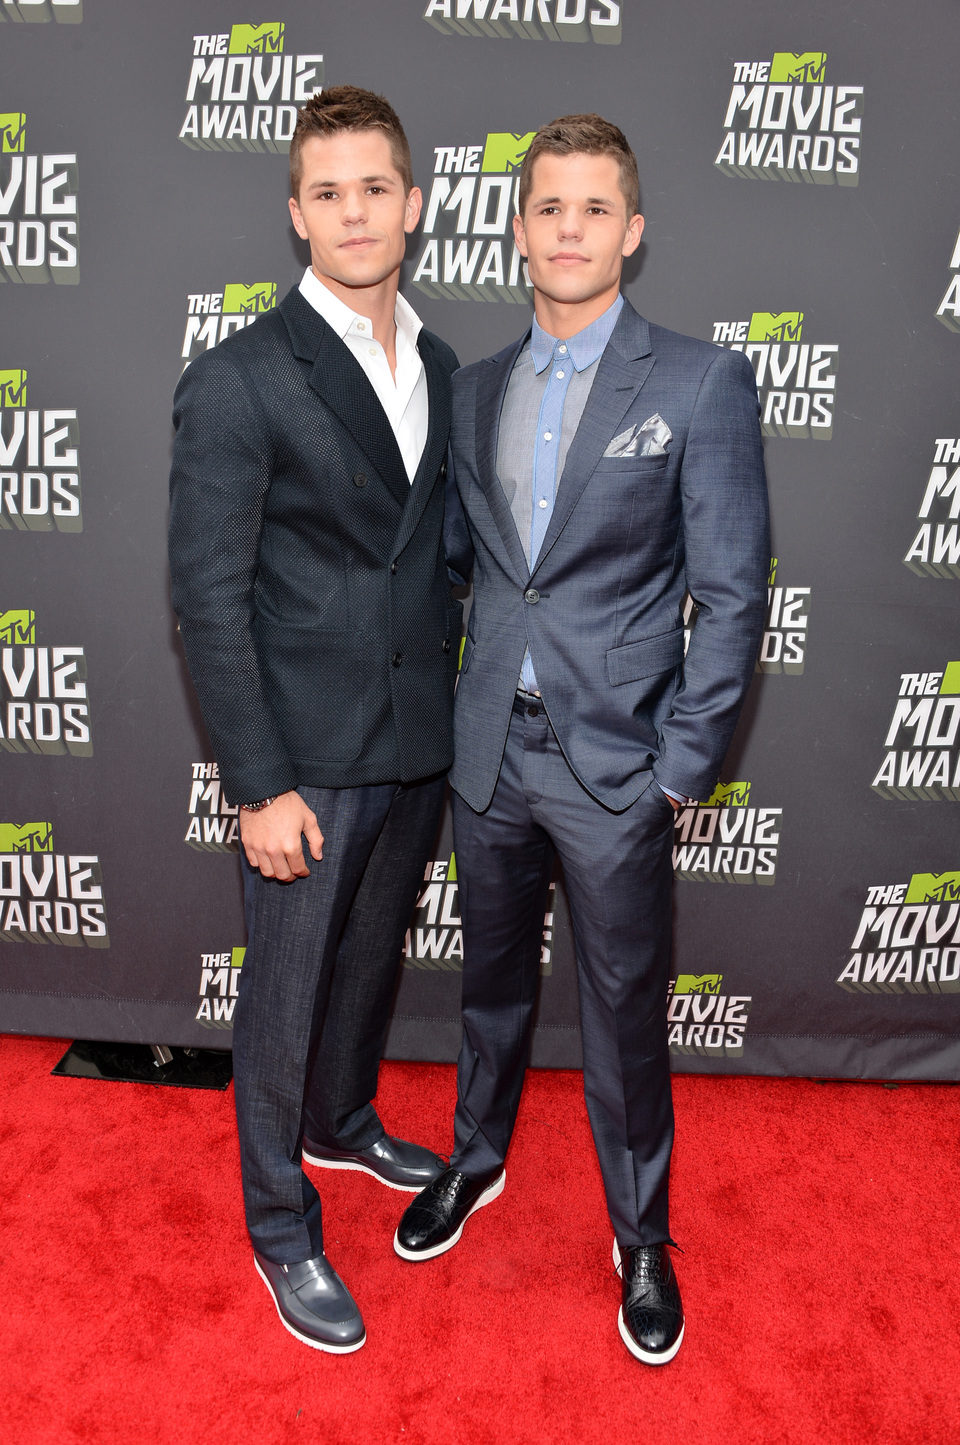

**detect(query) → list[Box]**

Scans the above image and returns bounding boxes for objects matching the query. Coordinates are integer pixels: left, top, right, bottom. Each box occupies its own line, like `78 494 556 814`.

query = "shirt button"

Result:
353 472 367 487
538 498 548 509
390 562 398 575
392 651 403 666
543 431 553 441
558 344 568 354
555 369 565 379
357 321 366 331
524 588 540 604
368 347 377 356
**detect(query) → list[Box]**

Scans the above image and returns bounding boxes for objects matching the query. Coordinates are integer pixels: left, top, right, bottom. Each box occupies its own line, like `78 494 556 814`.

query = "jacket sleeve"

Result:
168 347 298 804
653 346 770 801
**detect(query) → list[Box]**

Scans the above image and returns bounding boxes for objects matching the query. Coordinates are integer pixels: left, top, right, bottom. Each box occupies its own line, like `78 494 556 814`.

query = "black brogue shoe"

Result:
393 1166 505 1260
616 1240 684 1365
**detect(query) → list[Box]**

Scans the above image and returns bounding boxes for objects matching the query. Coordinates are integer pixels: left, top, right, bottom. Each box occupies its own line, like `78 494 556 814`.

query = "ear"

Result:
512 212 528 258
404 185 423 235
289 194 308 241
622 213 644 258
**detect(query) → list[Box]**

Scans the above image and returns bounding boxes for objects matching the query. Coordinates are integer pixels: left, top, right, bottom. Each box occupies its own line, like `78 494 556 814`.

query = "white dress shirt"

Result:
299 267 428 483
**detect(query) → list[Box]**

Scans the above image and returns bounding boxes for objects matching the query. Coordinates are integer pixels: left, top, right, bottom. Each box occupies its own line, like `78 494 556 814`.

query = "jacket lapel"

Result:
280 287 410 509
532 304 655 576
474 334 532 583
391 329 452 557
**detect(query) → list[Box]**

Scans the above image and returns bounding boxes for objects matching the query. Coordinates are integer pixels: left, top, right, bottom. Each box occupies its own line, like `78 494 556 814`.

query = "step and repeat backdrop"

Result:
2 2 959 1079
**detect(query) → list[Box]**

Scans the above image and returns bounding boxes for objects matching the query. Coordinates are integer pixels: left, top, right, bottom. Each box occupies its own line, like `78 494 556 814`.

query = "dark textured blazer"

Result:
169 286 461 805
445 299 770 813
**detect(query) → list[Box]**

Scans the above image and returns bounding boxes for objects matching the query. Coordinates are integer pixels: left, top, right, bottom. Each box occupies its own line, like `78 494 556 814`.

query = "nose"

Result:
342 188 368 225
557 207 583 240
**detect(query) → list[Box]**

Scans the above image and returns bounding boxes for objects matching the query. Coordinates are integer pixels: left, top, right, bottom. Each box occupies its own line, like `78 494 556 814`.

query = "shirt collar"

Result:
529 293 624 374
298 266 423 346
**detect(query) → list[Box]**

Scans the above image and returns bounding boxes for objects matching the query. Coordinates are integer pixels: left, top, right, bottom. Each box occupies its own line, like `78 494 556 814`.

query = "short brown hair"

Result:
517 113 640 218
289 85 413 199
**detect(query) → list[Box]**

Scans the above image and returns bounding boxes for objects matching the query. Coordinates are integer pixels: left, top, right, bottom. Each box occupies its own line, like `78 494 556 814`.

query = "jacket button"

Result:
353 472 367 487
442 639 451 653
392 651 403 667
390 562 398 575
524 588 540 604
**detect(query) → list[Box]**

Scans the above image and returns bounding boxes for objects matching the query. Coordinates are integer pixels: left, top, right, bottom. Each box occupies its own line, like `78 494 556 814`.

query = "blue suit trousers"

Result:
451 701 677 1248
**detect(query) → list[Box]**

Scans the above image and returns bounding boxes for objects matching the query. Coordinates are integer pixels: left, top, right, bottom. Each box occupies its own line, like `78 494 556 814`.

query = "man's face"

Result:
289 130 421 297
513 151 643 311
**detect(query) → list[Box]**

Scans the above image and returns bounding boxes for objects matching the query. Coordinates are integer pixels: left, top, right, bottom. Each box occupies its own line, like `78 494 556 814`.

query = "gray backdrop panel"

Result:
2 1 958 1079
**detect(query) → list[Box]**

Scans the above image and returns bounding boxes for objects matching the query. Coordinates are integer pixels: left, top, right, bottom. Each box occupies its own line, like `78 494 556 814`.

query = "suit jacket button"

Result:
390 562 398 574
392 651 403 667
442 639 451 653
353 472 367 487
524 588 540 604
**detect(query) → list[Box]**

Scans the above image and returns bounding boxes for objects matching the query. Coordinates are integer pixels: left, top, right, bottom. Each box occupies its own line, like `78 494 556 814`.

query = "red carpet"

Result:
1 1034 957 1445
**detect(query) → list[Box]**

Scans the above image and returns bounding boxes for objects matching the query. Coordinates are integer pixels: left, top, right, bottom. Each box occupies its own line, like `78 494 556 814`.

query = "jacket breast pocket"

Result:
606 626 684 687
593 453 670 476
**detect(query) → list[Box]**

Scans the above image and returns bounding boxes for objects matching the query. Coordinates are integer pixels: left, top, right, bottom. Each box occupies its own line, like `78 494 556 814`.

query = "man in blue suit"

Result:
170 88 460 1353
395 114 769 1365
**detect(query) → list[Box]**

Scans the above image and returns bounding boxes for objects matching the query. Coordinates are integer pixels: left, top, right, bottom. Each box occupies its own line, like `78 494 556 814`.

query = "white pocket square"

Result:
603 413 672 458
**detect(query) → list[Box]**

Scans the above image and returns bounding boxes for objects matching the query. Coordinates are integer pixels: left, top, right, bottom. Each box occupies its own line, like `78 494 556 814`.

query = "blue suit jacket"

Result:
445 298 770 813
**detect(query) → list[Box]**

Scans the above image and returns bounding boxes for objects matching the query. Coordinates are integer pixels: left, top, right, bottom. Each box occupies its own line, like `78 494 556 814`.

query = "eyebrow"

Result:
533 194 618 207
306 173 396 191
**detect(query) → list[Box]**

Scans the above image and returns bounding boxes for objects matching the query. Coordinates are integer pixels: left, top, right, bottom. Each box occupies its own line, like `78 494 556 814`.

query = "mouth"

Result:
340 237 378 250
549 252 590 265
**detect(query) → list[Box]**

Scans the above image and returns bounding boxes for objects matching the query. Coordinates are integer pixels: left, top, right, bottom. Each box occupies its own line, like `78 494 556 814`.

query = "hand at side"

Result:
239 790 324 880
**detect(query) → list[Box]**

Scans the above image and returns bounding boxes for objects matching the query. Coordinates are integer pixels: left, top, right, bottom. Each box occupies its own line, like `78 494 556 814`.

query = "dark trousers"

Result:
451 700 676 1248
233 775 444 1263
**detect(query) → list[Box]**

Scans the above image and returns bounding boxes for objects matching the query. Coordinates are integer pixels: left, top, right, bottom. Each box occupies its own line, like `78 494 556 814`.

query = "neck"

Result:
532 282 621 341
312 266 399 352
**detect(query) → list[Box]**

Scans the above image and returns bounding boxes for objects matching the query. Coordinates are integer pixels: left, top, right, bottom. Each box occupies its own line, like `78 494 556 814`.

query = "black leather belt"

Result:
513 689 544 718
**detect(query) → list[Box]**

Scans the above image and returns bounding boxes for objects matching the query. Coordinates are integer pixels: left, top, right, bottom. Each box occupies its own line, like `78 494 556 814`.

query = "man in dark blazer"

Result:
395 115 769 1366
169 88 460 1353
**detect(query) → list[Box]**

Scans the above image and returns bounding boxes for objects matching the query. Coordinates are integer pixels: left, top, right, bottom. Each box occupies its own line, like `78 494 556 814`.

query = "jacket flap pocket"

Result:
606 627 684 686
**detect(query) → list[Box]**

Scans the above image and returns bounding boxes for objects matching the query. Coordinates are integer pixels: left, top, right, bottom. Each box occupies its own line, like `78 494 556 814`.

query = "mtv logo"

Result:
769 52 827 84
939 662 960 695
748 312 804 344
228 23 284 55
704 781 751 807
0 609 36 645
768 556 778 586
905 873 960 904
0 369 27 407
0 821 54 853
674 974 723 995
0 113 26 154
482 132 536 173
231 947 246 968
222 282 277 315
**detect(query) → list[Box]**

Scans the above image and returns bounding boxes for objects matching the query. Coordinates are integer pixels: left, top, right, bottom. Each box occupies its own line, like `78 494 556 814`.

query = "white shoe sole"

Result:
393 1170 506 1261
254 1257 366 1353
613 1237 684 1365
301 1149 428 1192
